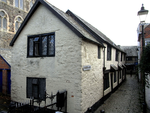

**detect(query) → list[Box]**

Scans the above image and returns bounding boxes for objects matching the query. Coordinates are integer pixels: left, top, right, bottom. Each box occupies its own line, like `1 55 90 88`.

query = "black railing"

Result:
8 90 67 113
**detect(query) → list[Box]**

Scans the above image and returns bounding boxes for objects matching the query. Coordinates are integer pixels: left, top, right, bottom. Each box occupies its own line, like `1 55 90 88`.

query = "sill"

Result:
27 55 55 58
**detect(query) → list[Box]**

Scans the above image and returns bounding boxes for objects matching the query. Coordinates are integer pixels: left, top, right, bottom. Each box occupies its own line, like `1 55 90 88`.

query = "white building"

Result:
10 0 126 112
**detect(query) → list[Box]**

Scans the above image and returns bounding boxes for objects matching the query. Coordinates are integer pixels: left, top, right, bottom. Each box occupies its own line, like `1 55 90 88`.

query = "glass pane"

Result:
3 17 7 29
1 0 6 3
29 38 33 56
32 85 38 99
48 35 54 55
42 36 47 55
15 0 19 8
0 17 1 28
35 43 39 56
18 17 21 22
34 37 39 42
15 22 19 31
20 0 23 9
30 1 33 9
0 11 5 17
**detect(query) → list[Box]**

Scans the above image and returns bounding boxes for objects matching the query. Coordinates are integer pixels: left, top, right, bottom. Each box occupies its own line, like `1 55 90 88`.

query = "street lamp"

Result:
137 4 149 113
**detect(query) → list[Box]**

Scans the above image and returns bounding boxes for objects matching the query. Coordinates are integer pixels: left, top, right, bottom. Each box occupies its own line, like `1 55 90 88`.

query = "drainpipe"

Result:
103 47 105 98
103 48 105 69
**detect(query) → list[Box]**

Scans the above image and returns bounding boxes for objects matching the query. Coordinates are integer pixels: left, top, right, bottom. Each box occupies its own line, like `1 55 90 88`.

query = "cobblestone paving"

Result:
95 75 142 113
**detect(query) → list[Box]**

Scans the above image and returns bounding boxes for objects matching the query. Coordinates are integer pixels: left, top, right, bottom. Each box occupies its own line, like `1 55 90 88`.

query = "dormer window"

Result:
27 33 55 57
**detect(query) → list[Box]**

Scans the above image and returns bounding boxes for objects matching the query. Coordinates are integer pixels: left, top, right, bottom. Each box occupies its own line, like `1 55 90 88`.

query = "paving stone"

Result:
95 75 142 113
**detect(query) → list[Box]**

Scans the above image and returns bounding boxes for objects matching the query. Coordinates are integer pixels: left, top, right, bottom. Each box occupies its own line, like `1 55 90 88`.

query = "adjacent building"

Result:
0 0 36 94
10 0 126 112
137 23 150 110
121 46 138 74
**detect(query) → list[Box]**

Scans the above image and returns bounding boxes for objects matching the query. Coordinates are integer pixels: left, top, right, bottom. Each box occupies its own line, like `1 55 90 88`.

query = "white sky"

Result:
47 0 150 46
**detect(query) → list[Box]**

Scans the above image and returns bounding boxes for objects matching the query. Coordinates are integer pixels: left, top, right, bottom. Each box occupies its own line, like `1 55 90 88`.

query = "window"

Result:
114 71 116 83
121 53 122 61
29 0 34 10
107 45 111 60
15 16 23 32
104 73 110 90
15 0 23 9
27 77 46 100
0 10 7 30
98 46 101 59
115 50 118 61
1 0 7 3
28 33 55 57
126 57 132 61
119 71 121 79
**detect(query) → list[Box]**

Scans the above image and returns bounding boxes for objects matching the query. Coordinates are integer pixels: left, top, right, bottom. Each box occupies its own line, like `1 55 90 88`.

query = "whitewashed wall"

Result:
81 40 103 112
11 4 83 113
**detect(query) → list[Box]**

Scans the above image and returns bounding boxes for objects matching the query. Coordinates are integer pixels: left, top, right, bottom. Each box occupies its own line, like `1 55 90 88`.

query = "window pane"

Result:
32 85 38 99
30 1 33 9
15 0 19 7
15 22 19 31
0 17 1 28
20 0 23 9
35 43 39 56
18 17 21 22
0 11 5 17
42 36 47 55
48 35 55 55
3 17 7 29
27 78 33 98
29 38 33 56
1 0 6 3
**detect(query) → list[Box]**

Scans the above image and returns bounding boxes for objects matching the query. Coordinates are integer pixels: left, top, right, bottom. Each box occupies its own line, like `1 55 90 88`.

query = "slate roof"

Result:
120 46 138 56
10 0 125 53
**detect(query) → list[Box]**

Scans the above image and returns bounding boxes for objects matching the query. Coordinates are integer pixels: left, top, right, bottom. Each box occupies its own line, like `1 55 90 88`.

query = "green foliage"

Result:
139 43 150 88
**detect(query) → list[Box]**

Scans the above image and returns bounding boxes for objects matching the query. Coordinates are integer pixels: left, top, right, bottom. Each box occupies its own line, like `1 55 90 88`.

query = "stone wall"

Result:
11 4 82 113
81 40 103 112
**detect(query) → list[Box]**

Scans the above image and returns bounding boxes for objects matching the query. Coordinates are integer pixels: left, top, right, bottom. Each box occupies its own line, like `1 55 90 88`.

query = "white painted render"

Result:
11 3 126 113
81 40 103 112
11 4 83 113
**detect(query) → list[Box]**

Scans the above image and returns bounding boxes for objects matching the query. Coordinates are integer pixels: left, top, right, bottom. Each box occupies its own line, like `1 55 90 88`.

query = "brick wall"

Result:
0 57 10 69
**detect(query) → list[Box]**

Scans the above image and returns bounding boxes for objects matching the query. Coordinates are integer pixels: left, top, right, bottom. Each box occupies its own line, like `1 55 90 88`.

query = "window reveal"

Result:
104 73 110 90
28 33 55 57
27 77 46 100
107 45 111 61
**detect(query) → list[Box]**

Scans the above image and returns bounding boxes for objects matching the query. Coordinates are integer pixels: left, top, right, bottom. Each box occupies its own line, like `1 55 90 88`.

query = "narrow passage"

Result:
95 74 141 113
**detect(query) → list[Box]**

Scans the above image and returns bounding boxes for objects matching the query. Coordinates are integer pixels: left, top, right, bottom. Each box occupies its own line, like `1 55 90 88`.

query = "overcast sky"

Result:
47 0 150 46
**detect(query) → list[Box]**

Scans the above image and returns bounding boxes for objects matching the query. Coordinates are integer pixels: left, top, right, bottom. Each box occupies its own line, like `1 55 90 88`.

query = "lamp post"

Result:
137 4 149 113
